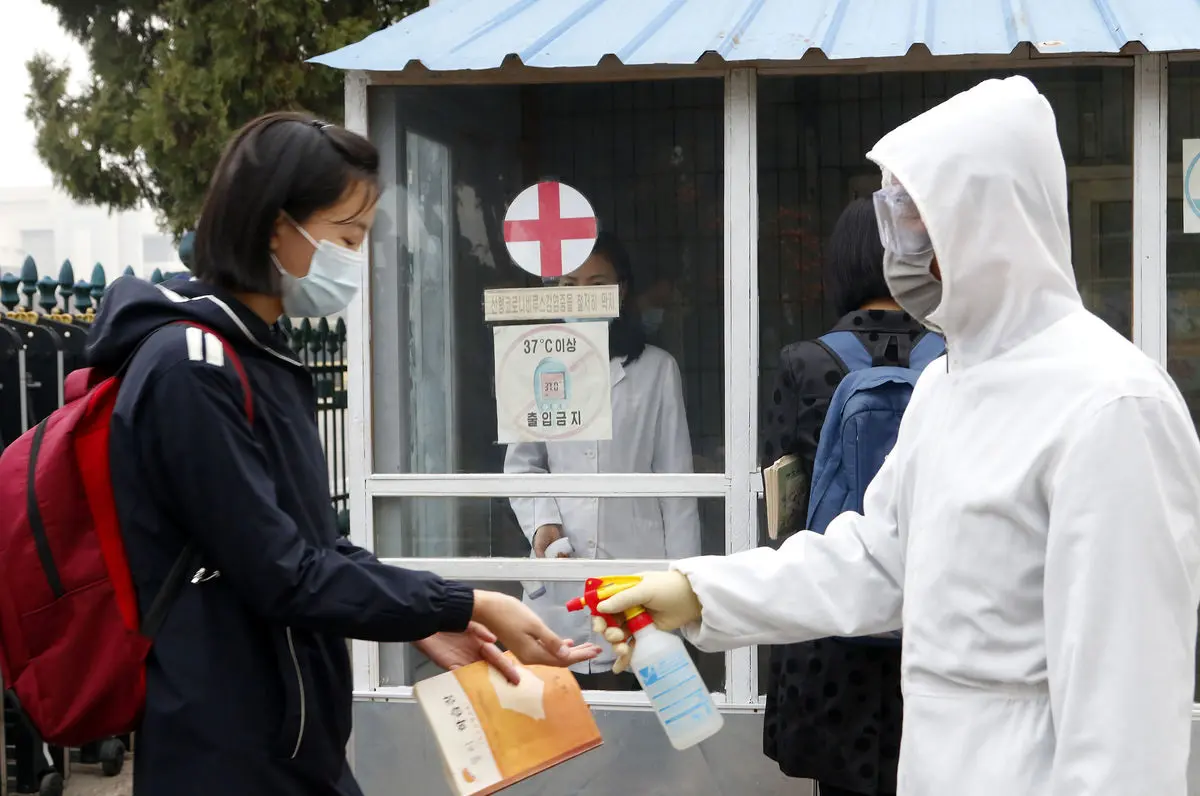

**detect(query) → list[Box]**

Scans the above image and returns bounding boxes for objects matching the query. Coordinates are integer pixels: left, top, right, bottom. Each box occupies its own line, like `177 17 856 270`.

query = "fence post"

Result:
19 257 37 310
0 273 19 312
89 264 106 309
299 319 314 368
72 281 92 316
36 276 58 315
57 261 74 315
330 317 349 535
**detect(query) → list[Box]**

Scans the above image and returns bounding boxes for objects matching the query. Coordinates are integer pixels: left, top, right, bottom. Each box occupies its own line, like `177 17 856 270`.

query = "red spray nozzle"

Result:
566 576 643 630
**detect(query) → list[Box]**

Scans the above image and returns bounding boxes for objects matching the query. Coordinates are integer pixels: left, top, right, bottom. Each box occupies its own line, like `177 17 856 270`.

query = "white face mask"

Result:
874 173 942 329
883 249 943 331
641 307 664 335
271 216 365 318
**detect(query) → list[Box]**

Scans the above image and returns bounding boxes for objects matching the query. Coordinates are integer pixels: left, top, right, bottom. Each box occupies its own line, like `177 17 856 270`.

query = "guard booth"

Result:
313 2 1200 793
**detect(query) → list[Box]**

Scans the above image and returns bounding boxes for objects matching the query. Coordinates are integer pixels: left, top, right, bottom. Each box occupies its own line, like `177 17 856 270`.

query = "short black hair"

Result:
193 111 380 295
824 197 892 317
591 230 647 365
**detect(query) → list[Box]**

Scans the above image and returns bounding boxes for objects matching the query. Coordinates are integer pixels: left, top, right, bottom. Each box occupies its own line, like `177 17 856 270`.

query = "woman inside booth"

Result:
760 198 916 796
504 230 702 690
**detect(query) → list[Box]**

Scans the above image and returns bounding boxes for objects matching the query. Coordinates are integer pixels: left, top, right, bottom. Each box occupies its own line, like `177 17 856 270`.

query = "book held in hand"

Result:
414 654 603 795
764 454 806 540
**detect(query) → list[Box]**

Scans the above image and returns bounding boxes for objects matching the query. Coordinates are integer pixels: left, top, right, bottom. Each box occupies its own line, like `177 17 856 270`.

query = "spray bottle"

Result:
567 576 724 750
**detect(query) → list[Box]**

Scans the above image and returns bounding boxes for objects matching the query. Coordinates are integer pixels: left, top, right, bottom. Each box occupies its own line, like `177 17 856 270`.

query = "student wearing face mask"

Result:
596 77 1200 795
504 231 701 689
85 112 598 796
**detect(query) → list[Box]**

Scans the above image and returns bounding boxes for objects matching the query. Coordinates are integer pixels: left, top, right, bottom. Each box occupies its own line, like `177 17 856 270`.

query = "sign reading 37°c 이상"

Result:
493 322 612 444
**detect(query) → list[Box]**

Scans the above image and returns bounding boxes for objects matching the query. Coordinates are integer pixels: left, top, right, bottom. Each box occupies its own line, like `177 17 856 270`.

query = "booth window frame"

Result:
342 51 1177 711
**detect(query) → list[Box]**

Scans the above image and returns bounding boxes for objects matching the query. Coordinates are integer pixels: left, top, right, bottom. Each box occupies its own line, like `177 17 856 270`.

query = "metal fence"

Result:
0 256 349 530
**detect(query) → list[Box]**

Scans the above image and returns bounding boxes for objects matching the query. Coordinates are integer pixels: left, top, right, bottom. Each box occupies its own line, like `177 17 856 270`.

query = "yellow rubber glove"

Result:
590 616 632 670
590 571 703 673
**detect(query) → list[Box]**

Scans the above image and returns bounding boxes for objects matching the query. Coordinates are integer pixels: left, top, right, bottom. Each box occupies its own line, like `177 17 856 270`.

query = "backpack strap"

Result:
909 331 947 371
814 331 872 375
140 321 253 638
817 330 919 371
820 329 946 374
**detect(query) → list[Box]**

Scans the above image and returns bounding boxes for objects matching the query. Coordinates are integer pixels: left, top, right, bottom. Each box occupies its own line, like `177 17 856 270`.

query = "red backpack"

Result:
0 320 252 746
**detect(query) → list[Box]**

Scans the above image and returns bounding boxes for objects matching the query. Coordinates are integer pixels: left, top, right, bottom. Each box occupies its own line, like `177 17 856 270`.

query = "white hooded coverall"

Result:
675 76 1200 795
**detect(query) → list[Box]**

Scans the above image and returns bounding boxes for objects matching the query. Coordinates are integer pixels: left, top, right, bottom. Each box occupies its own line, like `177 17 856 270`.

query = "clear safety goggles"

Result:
873 182 933 259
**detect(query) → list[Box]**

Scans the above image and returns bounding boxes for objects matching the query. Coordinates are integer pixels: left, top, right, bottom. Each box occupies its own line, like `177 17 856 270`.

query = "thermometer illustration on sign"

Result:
534 357 570 412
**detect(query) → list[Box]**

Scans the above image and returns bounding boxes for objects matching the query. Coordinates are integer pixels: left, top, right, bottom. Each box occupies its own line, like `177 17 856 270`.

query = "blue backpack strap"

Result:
815 331 872 373
909 332 946 371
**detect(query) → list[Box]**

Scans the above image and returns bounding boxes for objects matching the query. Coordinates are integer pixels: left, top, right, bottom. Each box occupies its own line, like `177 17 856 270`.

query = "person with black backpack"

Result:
760 198 939 796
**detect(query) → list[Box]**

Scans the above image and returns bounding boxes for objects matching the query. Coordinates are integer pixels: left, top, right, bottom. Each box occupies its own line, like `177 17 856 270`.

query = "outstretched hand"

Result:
472 590 602 668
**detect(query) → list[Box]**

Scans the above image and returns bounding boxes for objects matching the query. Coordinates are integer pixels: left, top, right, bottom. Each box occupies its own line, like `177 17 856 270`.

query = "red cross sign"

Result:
503 181 598 278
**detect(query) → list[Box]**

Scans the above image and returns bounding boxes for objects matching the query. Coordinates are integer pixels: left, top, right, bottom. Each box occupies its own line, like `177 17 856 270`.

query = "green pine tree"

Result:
27 0 422 237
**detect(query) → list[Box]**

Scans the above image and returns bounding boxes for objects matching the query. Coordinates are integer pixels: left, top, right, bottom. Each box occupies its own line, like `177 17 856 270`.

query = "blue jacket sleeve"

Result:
142 357 474 642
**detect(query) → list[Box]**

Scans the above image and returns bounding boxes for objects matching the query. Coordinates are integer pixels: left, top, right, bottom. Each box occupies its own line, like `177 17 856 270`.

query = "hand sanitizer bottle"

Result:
625 609 724 750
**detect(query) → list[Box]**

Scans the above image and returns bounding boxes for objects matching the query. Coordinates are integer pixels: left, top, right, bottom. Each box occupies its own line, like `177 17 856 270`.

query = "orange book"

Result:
414 655 603 795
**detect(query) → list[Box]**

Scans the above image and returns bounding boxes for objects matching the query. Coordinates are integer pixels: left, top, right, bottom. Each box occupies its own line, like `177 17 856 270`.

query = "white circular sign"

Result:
502 181 598 279
493 322 612 443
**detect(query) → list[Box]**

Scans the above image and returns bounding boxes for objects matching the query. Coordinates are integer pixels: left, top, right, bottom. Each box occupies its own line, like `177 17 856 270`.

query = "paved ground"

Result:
61 762 132 796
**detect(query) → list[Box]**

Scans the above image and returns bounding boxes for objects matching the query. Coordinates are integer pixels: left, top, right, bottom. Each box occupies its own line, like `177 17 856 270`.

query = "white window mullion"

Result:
1132 53 1168 366
343 70 385 695
724 67 759 705
365 472 727 497
379 556 673 581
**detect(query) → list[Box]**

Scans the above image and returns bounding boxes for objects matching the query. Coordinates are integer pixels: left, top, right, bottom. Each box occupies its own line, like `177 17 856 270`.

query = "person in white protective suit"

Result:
505 231 702 687
598 75 1200 795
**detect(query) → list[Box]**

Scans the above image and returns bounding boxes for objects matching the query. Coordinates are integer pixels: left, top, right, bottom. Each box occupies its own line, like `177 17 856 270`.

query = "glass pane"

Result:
757 68 1134 421
373 496 725 559
1166 62 1200 699
377 579 724 692
369 80 725 476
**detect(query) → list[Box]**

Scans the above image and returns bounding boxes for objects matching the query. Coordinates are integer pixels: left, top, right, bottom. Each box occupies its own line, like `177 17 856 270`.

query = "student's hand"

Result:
415 622 522 684
472 590 601 667
593 571 703 673
532 524 566 557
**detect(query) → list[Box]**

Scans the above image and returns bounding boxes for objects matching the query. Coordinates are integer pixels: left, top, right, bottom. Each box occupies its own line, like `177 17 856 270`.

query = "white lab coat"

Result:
506 345 701 672
676 76 1200 795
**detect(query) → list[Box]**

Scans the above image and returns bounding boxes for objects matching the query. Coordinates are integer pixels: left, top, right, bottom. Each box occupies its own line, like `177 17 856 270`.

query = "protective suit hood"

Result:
867 76 1082 369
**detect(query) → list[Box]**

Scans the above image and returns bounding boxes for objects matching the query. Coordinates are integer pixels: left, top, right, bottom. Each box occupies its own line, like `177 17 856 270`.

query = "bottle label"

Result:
636 650 716 730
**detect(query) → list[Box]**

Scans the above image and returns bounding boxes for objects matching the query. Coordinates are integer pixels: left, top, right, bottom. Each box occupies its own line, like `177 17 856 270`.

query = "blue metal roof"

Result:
311 0 1200 73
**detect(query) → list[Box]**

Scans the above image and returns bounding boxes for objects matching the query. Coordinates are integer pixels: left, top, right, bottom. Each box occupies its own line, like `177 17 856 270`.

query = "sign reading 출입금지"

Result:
493 322 612 444
483 285 620 323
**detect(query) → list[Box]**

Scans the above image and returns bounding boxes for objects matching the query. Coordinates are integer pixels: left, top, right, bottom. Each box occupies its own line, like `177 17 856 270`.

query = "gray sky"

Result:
0 0 88 188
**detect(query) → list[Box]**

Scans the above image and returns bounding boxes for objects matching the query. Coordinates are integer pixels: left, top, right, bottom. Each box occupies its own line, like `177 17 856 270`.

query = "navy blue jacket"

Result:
88 277 475 795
